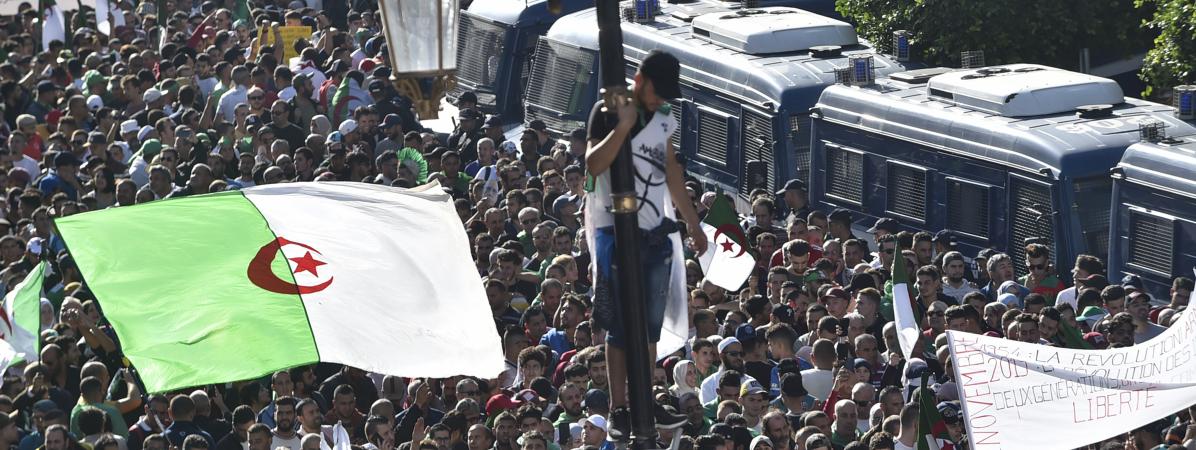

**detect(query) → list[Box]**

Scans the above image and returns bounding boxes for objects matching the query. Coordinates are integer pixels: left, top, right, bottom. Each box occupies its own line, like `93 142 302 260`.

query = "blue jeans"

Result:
593 224 675 347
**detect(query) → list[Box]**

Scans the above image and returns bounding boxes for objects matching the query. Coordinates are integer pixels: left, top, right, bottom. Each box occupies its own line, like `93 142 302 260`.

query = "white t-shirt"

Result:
1135 322 1167 344
587 104 676 230
800 368 833 401
272 434 302 450
893 440 916 450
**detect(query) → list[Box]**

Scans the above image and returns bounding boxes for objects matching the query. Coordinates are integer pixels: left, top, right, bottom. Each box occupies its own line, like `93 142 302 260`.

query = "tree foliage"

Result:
836 0 1152 72
1137 0 1196 97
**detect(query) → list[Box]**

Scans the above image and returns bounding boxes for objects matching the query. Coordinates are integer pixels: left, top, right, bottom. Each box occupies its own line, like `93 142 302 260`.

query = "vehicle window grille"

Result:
740 110 775 195
790 114 811 186
825 146 864 205
525 39 596 118
456 15 506 89
886 163 926 222
1128 213 1175 276
669 100 682 151
697 109 729 167
1009 178 1054 278
946 179 989 239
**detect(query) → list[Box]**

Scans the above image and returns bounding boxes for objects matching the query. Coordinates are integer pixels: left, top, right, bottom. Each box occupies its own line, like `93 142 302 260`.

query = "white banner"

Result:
947 305 1196 449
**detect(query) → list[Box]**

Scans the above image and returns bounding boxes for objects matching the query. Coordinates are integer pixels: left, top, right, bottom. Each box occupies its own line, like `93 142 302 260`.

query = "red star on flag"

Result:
289 251 327 276
721 240 735 253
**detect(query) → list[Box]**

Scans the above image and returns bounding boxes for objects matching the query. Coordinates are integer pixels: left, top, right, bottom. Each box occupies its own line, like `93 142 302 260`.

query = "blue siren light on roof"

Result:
1175 85 1195 120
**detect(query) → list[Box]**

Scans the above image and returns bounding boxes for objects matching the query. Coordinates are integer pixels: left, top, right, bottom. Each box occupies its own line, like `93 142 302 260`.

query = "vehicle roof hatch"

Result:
925 64 1124 117
691 7 858 55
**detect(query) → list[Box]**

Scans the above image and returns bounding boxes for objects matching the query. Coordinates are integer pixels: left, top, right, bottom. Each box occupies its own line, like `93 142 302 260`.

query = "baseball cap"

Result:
849 358 871 371
485 115 503 127
582 415 608 432
740 379 767 397
86 95 103 111
513 388 543 404
458 91 478 105
32 399 58 414
1083 331 1109 349
458 108 481 121
143 88 163 103
867 217 900 234
827 208 852 224
734 323 756 344
120 119 139 135
527 119 547 131
338 119 358 135
582 389 608 411
933 230 958 246
936 401 961 424
37 80 58 93
1121 274 1144 291
368 79 385 94
27 237 43 255
638 50 681 100
776 178 807 196
382 114 402 129
484 393 522 416
87 131 106 143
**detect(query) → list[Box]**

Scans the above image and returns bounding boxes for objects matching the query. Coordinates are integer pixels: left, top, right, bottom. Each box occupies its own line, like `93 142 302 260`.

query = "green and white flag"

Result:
2 261 46 365
697 195 755 291
56 182 505 393
892 244 921 359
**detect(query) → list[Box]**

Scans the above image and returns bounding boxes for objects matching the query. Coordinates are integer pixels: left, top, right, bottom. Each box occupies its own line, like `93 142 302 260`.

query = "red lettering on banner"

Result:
953 337 1002 446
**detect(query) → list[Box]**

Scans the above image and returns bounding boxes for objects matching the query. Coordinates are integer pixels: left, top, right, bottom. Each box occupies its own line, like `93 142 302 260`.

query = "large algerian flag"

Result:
55 182 505 393
697 195 755 291
1 261 46 365
892 244 921 360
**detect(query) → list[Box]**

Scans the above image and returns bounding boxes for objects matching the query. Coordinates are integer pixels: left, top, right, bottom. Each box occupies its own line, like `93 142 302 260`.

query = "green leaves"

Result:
1139 0 1196 97
837 0 1151 75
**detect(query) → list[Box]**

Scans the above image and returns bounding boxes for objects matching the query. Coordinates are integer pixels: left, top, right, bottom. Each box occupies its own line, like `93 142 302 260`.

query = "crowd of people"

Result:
0 1 1191 450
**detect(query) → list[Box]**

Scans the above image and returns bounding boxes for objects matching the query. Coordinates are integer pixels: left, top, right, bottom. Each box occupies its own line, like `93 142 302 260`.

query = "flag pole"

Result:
595 0 658 448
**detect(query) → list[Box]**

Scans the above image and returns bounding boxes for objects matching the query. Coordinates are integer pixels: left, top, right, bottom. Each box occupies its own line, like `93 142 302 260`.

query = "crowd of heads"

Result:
0 0 1190 450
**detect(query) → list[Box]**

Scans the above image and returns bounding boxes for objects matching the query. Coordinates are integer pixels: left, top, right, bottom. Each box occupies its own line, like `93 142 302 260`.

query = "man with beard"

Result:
939 252 978 304
287 74 318 133
490 412 518 450
550 383 583 442
699 337 746 404
214 406 254 450
296 400 324 439
270 397 300 450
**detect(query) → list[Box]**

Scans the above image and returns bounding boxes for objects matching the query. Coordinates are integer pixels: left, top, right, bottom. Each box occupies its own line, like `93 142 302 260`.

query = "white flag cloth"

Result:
947 297 1196 450
893 277 921 360
41 6 65 51
697 222 755 291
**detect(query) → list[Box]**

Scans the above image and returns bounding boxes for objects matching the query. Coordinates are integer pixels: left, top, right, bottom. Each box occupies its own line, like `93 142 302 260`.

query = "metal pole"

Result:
595 1 657 448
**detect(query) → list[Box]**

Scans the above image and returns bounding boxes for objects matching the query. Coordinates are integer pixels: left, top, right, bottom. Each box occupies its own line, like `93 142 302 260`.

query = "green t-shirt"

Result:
71 400 129 439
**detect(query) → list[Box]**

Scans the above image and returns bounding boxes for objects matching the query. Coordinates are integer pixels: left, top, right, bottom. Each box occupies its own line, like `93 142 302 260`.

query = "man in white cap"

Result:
143 88 166 112
580 415 608 449
699 337 743 404
86 95 103 113
339 119 359 148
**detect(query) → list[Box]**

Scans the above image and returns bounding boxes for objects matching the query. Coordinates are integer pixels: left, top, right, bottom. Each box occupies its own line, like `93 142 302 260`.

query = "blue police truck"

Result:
523 1 906 209
1108 139 1196 299
448 0 592 123
810 64 1196 278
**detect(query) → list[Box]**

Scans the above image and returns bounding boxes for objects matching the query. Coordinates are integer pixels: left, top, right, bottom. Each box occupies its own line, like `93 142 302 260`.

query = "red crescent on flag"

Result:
711 224 748 258
247 237 334 295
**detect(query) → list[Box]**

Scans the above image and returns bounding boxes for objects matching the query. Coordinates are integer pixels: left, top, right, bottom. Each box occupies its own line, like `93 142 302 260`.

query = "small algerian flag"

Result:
55 182 505 393
1 261 46 365
915 374 948 450
892 244 921 360
697 195 755 291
